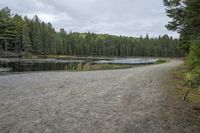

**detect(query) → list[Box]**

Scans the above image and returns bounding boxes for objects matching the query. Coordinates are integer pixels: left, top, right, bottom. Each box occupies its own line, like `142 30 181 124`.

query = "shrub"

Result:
185 67 200 88
187 37 200 68
186 37 200 88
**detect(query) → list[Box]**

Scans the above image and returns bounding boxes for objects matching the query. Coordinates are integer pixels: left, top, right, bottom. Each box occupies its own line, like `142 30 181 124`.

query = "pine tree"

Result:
22 22 32 53
0 7 17 57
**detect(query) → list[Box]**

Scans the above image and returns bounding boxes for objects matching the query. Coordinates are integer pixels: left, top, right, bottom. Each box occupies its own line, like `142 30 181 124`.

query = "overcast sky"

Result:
0 0 178 37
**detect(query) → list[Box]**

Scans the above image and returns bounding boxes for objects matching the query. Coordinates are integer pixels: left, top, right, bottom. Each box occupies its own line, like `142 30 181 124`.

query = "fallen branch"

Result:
183 89 190 101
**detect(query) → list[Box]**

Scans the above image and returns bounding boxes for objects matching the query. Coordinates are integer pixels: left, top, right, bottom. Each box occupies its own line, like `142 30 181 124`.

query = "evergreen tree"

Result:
22 22 32 52
163 0 200 53
0 7 17 56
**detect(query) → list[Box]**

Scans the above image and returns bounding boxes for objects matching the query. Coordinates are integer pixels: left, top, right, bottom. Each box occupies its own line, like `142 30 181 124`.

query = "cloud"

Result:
0 0 179 37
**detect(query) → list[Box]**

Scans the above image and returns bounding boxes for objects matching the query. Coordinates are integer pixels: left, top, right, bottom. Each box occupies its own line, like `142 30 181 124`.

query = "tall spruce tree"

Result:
0 7 17 56
163 0 200 53
22 22 32 53
163 0 200 58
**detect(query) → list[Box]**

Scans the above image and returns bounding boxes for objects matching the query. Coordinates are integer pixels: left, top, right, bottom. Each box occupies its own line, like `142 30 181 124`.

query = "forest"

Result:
164 0 200 87
0 7 184 57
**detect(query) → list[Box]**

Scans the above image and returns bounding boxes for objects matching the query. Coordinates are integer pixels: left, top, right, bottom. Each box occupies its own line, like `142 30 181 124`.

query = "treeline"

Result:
164 0 200 87
0 7 184 57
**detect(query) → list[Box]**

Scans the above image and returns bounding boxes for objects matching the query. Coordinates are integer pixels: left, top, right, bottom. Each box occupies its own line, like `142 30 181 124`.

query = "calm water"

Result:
0 58 158 72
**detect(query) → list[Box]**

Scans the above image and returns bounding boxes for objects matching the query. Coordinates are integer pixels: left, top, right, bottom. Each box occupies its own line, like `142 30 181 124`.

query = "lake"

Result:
0 58 158 73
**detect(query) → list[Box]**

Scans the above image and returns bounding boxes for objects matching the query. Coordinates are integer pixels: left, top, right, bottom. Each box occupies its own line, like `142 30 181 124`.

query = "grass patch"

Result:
155 59 167 64
187 89 200 104
172 66 200 104
185 67 200 88
22 53 38 59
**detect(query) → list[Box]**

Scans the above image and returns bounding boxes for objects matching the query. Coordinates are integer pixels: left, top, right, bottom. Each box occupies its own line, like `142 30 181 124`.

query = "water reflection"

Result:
0 58 158 73
95 58 157 64
0 62 82 72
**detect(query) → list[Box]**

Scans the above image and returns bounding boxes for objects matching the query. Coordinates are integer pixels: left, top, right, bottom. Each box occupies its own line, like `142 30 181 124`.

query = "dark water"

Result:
0 58 158 73
0 62 82 72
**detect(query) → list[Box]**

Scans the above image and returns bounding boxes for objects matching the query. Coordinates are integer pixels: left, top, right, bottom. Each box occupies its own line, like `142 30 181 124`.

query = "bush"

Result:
185 67 200 88
187 37 200 68
186 37 200 88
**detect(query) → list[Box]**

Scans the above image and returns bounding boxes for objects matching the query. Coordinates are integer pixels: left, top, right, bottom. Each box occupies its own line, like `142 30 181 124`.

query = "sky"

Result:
0 0 179 38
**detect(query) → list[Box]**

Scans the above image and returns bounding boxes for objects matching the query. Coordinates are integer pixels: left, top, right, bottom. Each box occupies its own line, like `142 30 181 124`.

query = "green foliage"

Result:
185 67 200 88
0 7 184 58
187 37 200 68
163 0 200 53
0 7 18 56
164 0 200 88
186 37 200 88
173 67 200 104
22 22 32 52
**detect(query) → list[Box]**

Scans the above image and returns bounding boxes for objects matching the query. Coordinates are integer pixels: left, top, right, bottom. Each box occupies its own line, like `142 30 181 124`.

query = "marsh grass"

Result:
65 63 132 71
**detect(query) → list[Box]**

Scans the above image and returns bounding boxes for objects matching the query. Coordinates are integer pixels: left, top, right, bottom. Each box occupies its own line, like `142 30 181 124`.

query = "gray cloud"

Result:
0 0 178 37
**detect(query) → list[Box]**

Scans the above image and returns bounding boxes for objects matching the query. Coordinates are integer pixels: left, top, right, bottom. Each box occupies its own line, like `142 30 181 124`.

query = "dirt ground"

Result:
0 59 200 133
